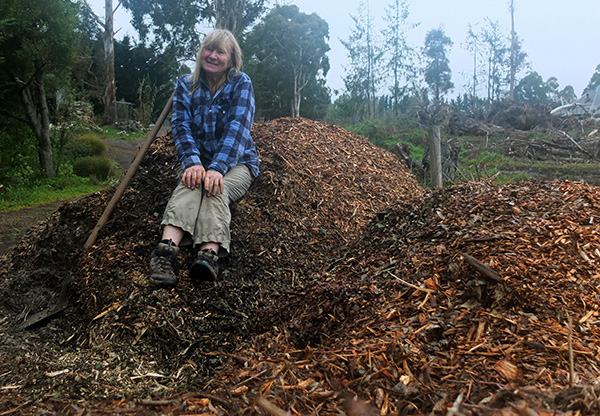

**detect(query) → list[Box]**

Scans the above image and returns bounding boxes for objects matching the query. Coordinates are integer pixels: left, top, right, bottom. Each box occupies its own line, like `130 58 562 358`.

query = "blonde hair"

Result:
190 29 243 92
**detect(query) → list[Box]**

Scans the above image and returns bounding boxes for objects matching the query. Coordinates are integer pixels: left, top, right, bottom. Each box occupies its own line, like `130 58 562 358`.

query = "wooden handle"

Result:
84 93 174 249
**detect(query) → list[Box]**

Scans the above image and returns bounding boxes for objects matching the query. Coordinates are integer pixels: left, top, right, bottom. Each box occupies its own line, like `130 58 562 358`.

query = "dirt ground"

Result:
0 200 64 257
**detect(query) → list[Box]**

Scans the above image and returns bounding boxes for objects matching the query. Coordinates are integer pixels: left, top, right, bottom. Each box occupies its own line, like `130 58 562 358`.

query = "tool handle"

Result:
84 93 174 249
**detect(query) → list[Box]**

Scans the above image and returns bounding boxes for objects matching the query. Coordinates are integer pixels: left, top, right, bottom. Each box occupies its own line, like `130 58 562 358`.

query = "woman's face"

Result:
201 42 231 78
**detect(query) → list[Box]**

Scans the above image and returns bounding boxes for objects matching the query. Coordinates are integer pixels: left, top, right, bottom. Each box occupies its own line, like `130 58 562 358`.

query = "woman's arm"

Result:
171 77 203 170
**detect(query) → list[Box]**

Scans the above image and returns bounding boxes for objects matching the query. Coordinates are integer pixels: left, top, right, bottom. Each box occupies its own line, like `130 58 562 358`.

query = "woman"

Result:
149 29 259 288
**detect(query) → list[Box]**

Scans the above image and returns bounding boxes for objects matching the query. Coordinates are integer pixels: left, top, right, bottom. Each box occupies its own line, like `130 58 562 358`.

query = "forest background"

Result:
2 0 600 210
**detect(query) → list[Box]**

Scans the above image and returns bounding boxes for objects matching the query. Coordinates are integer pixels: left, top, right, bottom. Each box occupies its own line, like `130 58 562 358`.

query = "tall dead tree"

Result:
509 0 516 101
102 0 117 125
83 0 119 125
464 24 481 104
419 105 450 189
429 125 442 188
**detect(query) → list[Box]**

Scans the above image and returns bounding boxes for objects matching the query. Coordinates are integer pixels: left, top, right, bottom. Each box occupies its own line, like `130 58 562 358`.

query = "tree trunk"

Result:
214 0 246 38
291 68 299 118
102 0 117 125
471 43 477 104
36 70 53 177
17 67 54 178
509 0 516 101
292 62 310 118
429 124 442 188
292 92 301 118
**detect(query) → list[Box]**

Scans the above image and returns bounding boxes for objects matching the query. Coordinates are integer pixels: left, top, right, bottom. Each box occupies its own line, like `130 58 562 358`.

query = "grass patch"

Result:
529 161 598 170
98 126 146 141
452 149 517 183
0 176 110 211
403 141 425 162
0 125 135 212
345 118 424 150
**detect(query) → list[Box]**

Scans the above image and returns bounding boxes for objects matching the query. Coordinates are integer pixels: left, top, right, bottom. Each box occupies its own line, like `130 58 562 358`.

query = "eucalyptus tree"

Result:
245 5 330 119
466 16 526 105
209 0 267 38
0 0 80 178
514 71 548 104
516 73 576 107
382 0 418 116
423 27 453 102
557 85 576 105
341 0 383 120
506 0 529 102
83 0 120 124
83 0 208 124
586 64 600 93
480 19 509 102
545 76 560 105
509 0 516 100
121 0 267 57
509 34 527 101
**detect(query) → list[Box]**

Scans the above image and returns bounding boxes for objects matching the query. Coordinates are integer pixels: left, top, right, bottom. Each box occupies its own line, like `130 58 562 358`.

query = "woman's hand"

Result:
204 170 223 197
182 165 206 190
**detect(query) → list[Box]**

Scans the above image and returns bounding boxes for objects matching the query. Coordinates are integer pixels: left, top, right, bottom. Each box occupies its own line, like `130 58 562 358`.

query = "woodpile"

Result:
1 117 600 415
501 130 600 161
62 100 104 132
448 109 600 164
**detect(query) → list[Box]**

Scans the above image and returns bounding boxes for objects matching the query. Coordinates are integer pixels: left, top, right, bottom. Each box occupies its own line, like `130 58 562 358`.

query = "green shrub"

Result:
73 156 115 180
71 134 107 157
407 129 428 147
345 118 426 150
403 141 425 162
0 121 39 185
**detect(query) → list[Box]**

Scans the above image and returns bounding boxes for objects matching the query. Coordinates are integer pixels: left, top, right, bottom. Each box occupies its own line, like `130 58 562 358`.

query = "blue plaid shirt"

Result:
171 71 259 178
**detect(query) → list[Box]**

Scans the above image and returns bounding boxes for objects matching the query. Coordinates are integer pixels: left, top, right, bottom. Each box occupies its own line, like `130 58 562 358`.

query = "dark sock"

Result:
161 239 177 246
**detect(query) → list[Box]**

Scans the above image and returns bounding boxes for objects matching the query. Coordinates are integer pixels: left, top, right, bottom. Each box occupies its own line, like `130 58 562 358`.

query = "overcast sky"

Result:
91 0 600 98
290 0 600 97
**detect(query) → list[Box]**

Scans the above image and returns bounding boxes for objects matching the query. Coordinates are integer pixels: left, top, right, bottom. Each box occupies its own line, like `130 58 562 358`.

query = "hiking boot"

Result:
189 248 219 282
149 241 180 288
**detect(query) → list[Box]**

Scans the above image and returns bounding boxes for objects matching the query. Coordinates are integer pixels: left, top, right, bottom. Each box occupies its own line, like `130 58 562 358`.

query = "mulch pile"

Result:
1 117 600 415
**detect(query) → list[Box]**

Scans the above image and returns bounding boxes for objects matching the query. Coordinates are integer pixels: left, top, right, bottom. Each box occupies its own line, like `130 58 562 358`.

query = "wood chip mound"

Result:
1 118 599 415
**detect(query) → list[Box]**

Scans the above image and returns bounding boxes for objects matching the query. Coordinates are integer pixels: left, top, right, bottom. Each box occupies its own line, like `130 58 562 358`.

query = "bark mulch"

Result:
1 117 599 415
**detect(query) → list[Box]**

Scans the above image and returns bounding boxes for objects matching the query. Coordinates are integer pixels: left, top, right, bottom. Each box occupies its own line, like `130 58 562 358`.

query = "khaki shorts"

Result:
161 164 253 256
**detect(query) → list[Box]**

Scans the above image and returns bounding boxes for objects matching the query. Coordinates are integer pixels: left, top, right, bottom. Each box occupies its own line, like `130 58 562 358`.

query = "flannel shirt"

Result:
171 71 259 178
